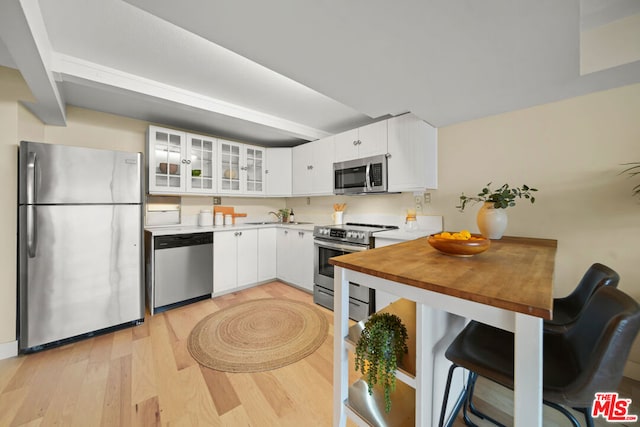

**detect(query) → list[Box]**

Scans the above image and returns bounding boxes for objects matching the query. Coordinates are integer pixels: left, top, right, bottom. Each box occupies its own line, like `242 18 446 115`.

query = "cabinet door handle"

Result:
309 165 314 170
186 159 192 164
298 231 304 237
181 159 187 164
284 230 288 235
353 140 358 146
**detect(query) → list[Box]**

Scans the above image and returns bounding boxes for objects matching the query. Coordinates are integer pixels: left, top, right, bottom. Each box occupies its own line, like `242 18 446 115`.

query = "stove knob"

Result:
358 232 366 240
346 231 354 238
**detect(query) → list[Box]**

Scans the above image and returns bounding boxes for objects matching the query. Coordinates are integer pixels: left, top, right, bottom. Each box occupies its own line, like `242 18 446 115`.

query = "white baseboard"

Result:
0 340 18 360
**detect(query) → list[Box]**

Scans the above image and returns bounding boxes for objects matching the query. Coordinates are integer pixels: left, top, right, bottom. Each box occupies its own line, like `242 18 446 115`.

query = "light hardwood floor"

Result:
1 281 638 426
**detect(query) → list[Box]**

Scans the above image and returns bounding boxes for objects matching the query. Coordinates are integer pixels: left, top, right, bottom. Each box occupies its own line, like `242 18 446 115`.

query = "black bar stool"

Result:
439 286 640 427
545 263 619 333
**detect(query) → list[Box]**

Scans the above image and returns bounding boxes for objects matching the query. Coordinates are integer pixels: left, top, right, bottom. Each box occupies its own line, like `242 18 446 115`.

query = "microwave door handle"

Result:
365 162 372 191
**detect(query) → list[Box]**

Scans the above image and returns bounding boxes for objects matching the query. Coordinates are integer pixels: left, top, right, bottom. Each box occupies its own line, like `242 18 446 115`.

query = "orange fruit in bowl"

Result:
427 231 490 257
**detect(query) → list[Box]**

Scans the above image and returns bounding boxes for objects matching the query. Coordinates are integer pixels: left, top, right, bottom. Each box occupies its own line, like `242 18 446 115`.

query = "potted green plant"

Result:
456 183 538 239
621 162 640 198
278 208 290 222
354 312 409 413
457 182 538 211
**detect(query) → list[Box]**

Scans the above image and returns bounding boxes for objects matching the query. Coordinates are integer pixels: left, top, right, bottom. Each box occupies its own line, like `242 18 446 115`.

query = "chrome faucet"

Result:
268 211 282 222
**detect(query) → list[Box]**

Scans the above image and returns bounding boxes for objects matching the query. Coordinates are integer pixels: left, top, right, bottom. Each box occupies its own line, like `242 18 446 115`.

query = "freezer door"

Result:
18 141 142 205
18 204 144 350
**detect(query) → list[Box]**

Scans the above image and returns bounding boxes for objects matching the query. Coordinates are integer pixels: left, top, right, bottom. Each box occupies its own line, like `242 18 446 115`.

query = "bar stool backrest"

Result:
549 263 620 328
560 286 640 407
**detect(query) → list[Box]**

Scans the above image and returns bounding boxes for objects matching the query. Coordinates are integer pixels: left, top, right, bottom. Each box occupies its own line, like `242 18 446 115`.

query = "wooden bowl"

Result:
427 233 491 257
159 162 178 174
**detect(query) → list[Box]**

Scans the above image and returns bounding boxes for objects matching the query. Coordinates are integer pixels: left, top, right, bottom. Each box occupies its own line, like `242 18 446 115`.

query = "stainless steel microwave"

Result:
333 154 388 195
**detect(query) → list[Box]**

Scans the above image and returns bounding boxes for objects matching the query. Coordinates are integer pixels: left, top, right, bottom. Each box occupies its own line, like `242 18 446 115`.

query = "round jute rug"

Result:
187 298 328 373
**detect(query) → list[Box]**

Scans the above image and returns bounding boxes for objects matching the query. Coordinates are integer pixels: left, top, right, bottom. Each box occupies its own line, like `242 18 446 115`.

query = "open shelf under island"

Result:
330 235 556 427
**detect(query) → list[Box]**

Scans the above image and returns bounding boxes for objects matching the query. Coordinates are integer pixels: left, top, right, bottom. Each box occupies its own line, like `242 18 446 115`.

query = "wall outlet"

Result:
424 192 431 203
213 196 222 205
414 196 423 212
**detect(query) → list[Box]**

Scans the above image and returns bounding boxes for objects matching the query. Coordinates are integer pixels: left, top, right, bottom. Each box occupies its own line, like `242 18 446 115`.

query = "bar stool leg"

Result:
439 363 460 427
464 373 507 427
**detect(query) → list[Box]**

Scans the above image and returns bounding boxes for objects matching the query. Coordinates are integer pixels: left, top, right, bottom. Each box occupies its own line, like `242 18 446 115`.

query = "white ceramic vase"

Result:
476 202 508 239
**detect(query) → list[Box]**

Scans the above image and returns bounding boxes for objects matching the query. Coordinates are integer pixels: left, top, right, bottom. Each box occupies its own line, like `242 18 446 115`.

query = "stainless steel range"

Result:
313 222 398 320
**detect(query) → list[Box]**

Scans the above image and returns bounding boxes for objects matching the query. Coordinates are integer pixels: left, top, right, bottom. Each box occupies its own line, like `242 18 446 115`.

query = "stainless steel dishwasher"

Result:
153 232 213 312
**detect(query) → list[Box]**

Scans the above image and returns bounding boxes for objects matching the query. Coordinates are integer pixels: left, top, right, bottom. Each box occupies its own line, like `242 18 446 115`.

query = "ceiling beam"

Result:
0 0 66 125
53 53 330 141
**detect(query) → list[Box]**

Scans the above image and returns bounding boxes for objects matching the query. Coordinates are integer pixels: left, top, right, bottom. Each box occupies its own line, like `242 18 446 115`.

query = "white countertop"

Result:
144 222 316 236
375 227 439 241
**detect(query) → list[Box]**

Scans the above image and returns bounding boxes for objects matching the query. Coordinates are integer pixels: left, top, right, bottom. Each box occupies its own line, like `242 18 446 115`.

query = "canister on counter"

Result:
198 210 213 226
215 212 224 226
224 214 233 225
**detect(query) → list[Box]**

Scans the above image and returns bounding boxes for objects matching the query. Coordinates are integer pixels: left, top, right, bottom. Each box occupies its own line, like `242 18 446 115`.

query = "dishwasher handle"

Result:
154 232 213 249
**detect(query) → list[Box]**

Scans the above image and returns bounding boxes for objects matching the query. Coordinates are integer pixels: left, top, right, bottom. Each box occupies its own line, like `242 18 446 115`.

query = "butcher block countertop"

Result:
329 235 557 320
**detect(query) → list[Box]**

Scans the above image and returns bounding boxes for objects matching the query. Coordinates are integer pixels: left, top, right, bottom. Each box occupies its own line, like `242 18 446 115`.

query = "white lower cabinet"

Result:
276 228 314 291
258 228 277 282
213 229 258 294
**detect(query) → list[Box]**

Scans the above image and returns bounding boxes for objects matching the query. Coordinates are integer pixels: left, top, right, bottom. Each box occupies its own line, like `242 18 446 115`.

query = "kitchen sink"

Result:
245 221 282 225
244 221 313 225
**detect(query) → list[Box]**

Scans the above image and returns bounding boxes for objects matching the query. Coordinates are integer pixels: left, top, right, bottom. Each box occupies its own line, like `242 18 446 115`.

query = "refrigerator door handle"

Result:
26 151 37 204
26 151 38 257
27 205 37 258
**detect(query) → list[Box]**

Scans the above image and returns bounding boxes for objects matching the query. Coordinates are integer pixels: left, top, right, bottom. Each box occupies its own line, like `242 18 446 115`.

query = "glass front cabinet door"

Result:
219 140 242 194
148 126 185 194
244 145 265 195
218 140 266 195
186 133 216 194
147 126 217 195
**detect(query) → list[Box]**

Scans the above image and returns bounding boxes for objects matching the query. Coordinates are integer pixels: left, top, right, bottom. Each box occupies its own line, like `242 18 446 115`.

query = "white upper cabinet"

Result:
147 126 217 195
218 140 242 194
292 136 334 196
218 140 266 195
387 113 438 192
186 133 216 194
243 144 266 195
265 147 292 197
334 120 387 162
292 142 312 195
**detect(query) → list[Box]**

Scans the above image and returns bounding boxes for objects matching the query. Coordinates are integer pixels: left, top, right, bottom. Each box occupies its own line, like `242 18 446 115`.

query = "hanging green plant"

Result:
354 312 409 413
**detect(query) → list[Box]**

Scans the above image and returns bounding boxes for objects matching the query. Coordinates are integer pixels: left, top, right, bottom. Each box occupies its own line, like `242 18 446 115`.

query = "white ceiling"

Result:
1 0 639 147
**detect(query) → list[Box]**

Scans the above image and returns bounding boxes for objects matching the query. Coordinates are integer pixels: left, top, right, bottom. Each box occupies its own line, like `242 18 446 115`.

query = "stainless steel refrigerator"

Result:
18 141 145 352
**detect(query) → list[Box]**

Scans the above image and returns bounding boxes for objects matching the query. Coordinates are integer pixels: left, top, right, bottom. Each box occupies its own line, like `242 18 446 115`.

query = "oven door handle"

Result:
314 239 369 252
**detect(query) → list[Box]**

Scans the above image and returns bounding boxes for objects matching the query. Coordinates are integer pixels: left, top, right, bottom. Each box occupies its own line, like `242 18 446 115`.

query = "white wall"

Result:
432 83 640 377
0 67 31 345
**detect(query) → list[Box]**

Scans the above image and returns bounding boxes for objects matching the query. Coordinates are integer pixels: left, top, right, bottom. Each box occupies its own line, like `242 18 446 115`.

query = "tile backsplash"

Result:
146 192 442 229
